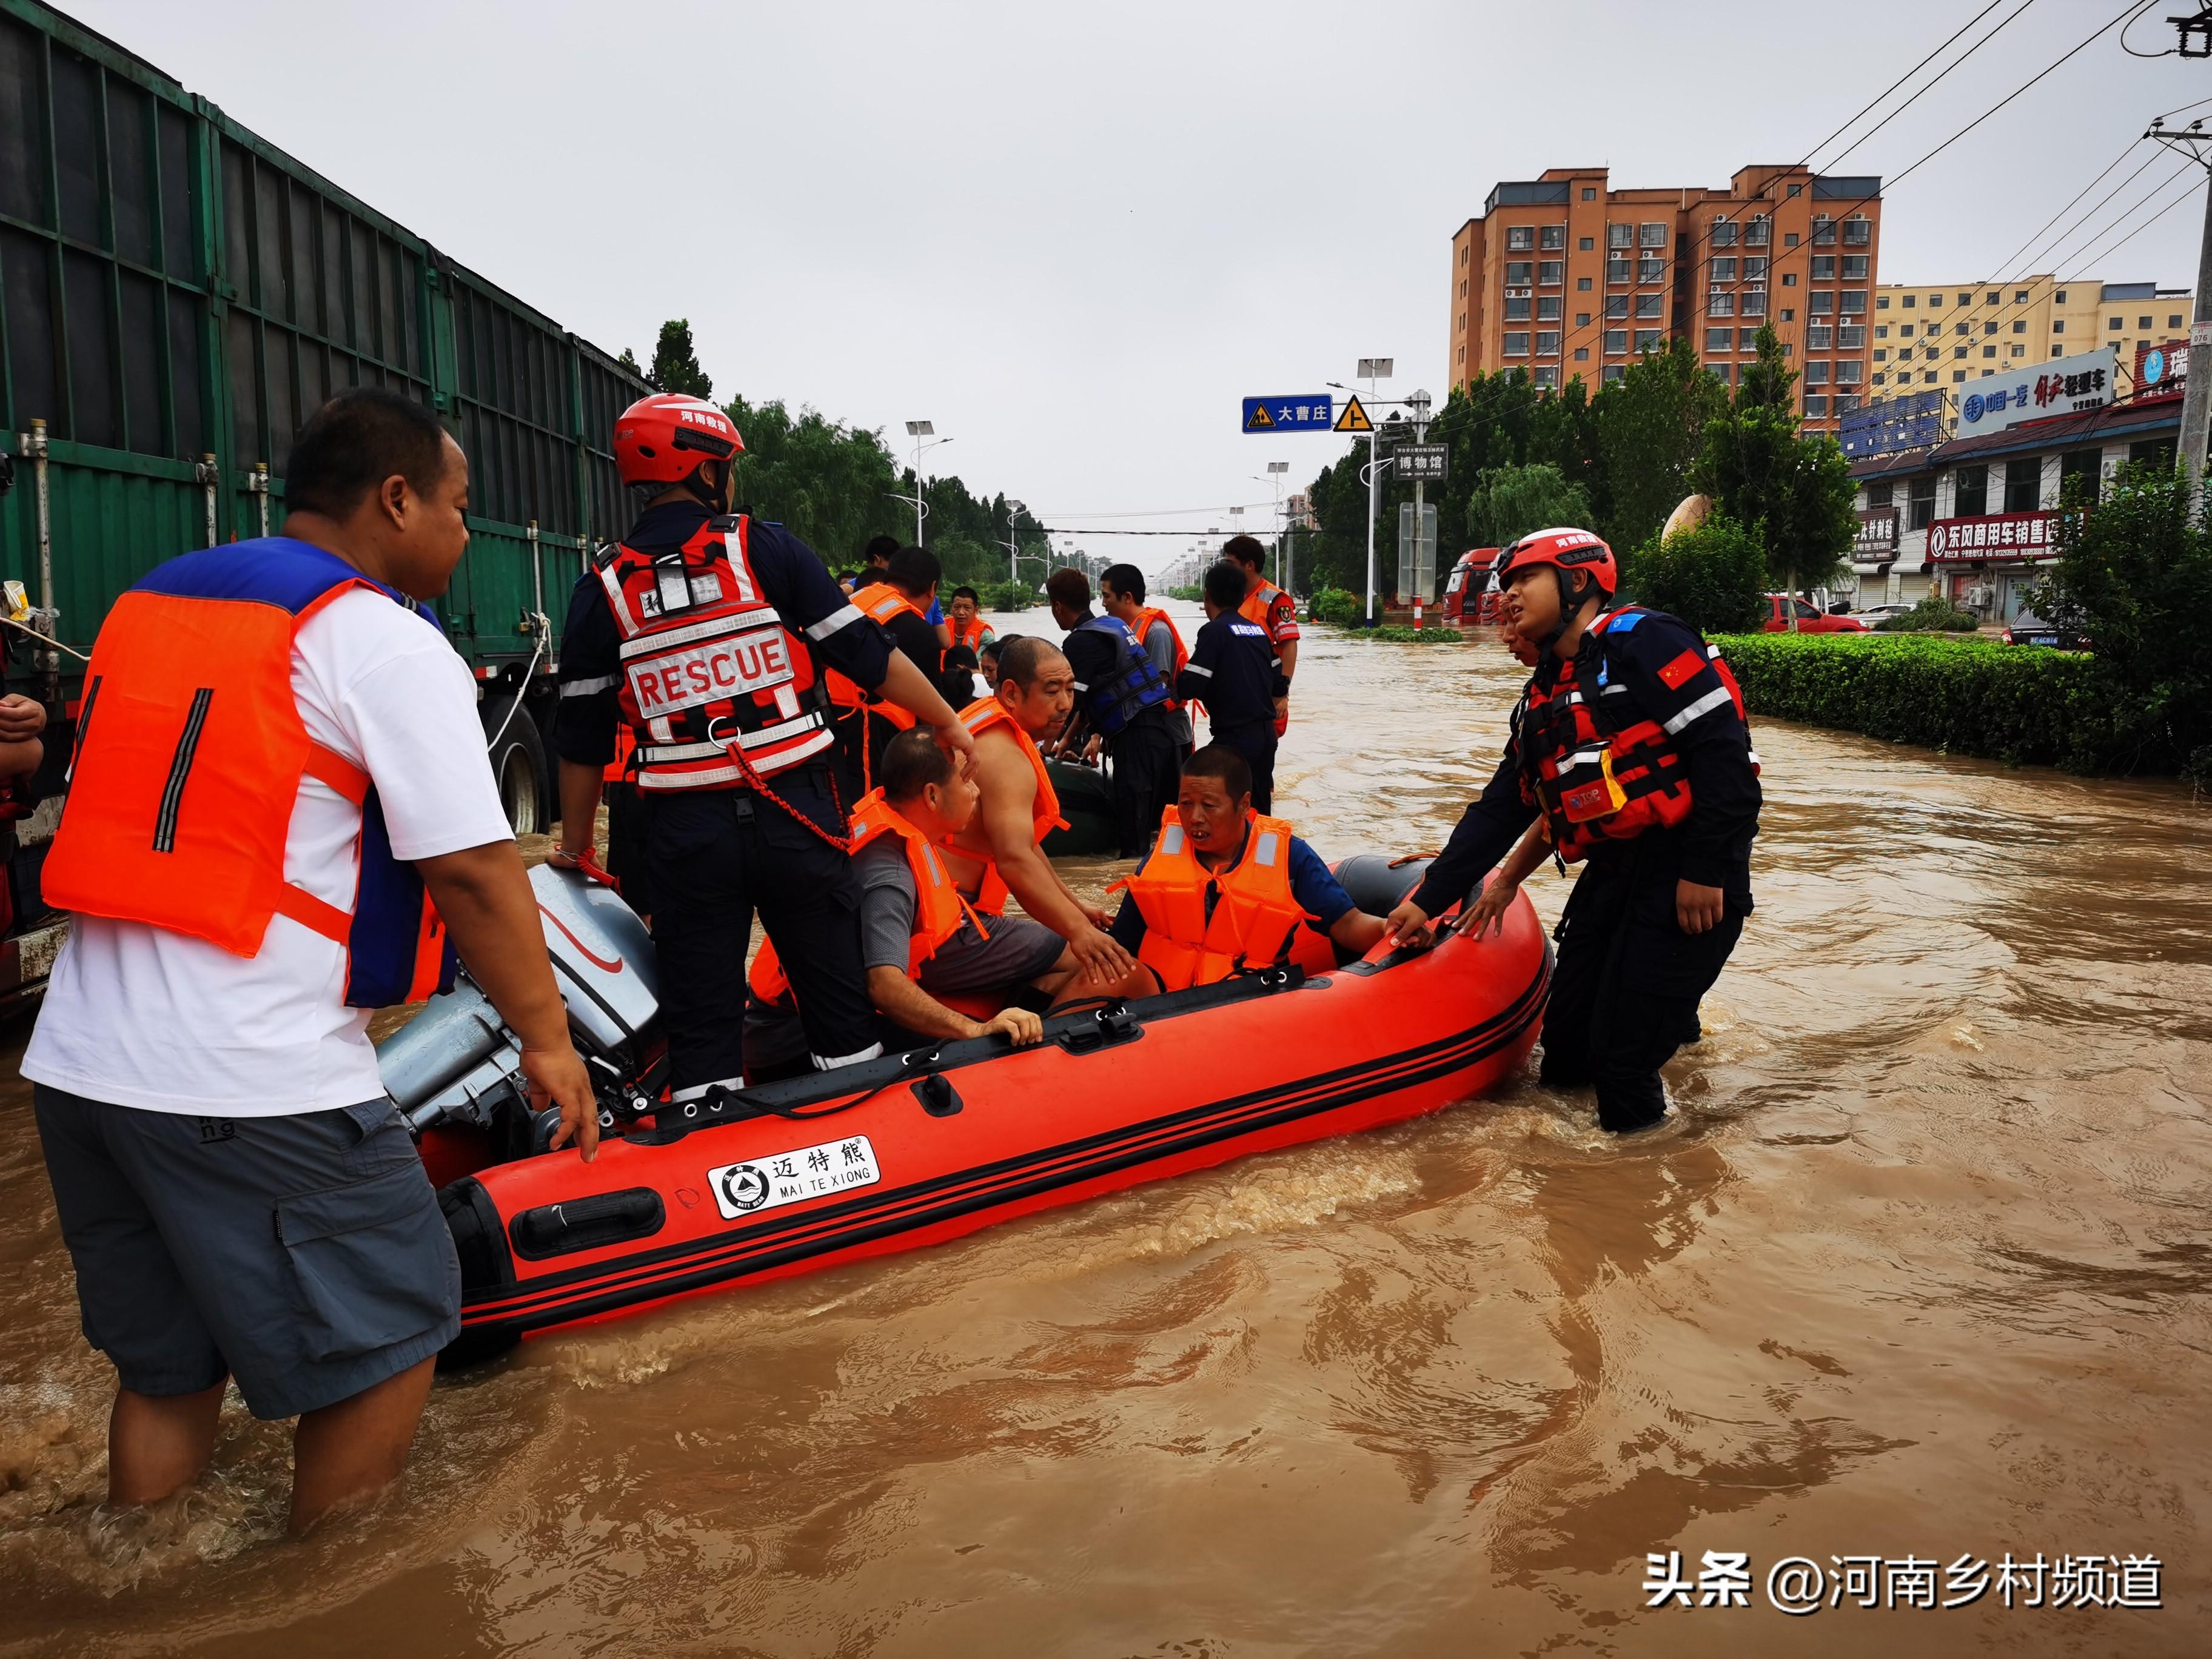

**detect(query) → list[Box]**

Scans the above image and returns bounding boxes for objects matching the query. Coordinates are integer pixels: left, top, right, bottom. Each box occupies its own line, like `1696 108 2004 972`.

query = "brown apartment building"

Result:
1447 165 1882 432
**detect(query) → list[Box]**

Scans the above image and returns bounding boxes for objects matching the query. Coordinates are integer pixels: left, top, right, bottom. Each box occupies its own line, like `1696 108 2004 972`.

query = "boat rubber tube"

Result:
438 880 1548 1362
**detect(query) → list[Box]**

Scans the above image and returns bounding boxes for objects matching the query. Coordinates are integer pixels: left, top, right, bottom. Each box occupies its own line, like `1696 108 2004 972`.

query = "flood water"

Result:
1 601 2207 1655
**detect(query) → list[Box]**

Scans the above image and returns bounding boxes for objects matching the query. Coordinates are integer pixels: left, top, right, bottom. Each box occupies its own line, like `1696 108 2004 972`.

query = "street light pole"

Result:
1356 357 1392 626
1005 498 1027 586
1407 388 1432 629
903 420 934 546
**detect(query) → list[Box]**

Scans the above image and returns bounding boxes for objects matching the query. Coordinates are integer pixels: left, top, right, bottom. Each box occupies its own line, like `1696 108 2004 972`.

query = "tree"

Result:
1464 463 1594 550
1621 515 1768 635
649 318 712 399
1697 324 1857 608
1592 338 1729 554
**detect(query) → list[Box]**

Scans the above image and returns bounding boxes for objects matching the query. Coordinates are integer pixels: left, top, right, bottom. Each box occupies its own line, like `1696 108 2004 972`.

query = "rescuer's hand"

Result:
931 715 979 777
0 694 47 741
1456 879 1516 940
1675 879 1726 936
1384 898 1433 950
1084 734 1102 766
1081 901 1115 930
522 1044 599 1162
1068 923 1139 985
977 1007 1045 1047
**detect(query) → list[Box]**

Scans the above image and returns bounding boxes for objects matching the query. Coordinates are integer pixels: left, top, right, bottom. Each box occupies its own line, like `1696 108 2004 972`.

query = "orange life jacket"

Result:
1517 606 1755 863
1128 606 1191 712
943 695 1070 915
824 581 931 731
41 538 454 1007
748 789 982 1002
595 514 834 790
949 614 992 655
1117 808 1335 991
1239 579 1296 640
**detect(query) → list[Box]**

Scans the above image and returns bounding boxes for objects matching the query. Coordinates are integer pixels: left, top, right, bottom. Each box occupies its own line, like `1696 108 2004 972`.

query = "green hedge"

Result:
1362 625 1469 644
1713 632 2101 767
1310 587 1362 626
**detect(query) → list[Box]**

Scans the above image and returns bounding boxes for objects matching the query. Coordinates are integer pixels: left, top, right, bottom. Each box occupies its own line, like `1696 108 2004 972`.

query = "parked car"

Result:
1760 595 1869 634
1853 603 1916 624
2002 615 2091 650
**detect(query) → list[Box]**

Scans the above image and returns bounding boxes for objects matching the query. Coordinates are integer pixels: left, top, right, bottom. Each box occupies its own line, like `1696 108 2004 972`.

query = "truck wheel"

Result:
483 696 548 836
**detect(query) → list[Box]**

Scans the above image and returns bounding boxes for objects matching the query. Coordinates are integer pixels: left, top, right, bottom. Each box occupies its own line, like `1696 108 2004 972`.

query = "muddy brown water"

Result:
1 603 2207 1655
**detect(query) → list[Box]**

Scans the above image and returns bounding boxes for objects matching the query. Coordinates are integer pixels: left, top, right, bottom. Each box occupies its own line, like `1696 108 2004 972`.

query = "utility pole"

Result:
1357 357 1392 626
2148 117 2212 502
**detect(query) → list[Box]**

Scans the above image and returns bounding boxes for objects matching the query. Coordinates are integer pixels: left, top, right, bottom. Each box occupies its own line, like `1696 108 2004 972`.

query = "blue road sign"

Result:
1242 394 1333 434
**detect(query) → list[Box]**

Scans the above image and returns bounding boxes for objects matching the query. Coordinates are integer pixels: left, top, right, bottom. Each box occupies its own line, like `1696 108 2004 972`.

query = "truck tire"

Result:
482 695 549 836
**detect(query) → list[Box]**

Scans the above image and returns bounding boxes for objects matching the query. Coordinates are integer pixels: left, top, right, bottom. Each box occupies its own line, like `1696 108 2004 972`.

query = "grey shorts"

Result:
33 1085 460 1421
919 913 1068 996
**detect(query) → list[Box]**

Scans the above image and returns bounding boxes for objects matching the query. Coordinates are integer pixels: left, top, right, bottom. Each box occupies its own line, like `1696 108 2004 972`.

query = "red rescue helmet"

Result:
612 393 743 488
1498 526 1617 595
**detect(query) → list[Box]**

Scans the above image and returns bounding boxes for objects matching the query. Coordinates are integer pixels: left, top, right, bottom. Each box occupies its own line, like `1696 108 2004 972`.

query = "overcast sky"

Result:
68 0 2212 572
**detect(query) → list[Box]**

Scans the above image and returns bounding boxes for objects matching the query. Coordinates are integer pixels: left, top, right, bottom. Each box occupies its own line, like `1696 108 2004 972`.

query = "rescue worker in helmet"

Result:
1384 527 1760 1134
552 394 975 1104
1109 745 1388 992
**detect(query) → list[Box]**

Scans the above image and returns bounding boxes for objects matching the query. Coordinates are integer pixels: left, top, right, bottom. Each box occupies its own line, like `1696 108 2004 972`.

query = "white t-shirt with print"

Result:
22 586 515 1116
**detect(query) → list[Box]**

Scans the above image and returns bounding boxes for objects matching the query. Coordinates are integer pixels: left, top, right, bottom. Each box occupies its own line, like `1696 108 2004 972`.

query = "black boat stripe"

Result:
464 954 1547 1329
464 956 1547 1318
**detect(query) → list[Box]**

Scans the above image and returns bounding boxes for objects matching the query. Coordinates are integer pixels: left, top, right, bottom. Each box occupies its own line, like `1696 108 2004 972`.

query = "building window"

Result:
1579 236 1594 250
1805 361 1830 385
1808 325 1833 350
1909 474 1937 530
1602 363 1624 381
1706 326 1734 351
1604 329 1627 354
1503 332 1530 357
1783 272 1798 287
1738 327 1760 349
1607 257 1631 284
1875 347 1888 361
1712 219 1738 247
1635 293 1663 318
2015 289 2029 303
1900 324 1914 338
1637 257 1666 284
1841 290 1867 314
1873 372 1887 385
1811 291 1835 315
1536 330 1561 355
1782 309 1795 323
1634 328 1661 351
2110 317 2123 331
1929 293 1945 307
1957 293 1972 307
1532 366 1558 388
1711 256 1738 282
1951 369 1966 383
2053 321 2064 333
1788 183 1803 197
2012 320 2026 334
1902 293 1916 309
1742 290 1767 318
1876 324 1889 338
1836 394 1861 414
2055 289 2067 303
1538 260 1563 285
2003 457 2040 512
1574 346 1589 361
1712 363 1733 383
1577 276 1592 290
1537 295 1562 320
1607 223 1634 249
1582 187 1597 201
2170 313 2184 327
1506 260 1532 284
1605 295 1629 319
1866 481 1894 508
1839 324 1865 348
1506 226 1534 251
2012 344 2026 357
1923 370 1937 382
1837 360 1864 385
1842 256 1869 280
1536 224 1563 250
1954 464 1989 517
1709 292 1737 317
1877 294 1891 309
2060 448 2102 503
1576 311 1591 326
1805 394 1828 416
1983 345 1996 358
1982 320 1997 335
1504 296 1530 321
1811 256 1837 281
1844 217 1872 246
1639 222 1666 248
1812 215 1837 246
1785 232 1800 248
1745 256 1769 280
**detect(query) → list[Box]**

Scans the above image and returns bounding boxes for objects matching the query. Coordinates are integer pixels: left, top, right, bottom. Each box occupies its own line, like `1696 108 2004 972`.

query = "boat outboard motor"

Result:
378 865 663 1149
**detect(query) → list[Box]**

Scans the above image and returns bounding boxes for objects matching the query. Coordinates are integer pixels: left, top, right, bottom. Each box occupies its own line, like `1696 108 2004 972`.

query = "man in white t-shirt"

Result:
24 389 595 1533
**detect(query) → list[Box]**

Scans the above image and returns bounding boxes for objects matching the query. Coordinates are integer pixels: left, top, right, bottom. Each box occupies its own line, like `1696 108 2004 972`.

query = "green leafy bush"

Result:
1361 625 1470 645
976 580 1041 612
1310 587 1362 626
1714 633 2102 767
1871 595 1979 632
1621 515 1768 635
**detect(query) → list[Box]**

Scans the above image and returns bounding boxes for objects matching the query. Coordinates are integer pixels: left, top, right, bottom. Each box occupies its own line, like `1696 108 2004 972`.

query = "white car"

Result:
1852 603 1915 623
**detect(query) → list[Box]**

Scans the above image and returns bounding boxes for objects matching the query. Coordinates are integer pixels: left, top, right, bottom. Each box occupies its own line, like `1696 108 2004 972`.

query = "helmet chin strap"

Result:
682 460 732 514
1535 569 1591 657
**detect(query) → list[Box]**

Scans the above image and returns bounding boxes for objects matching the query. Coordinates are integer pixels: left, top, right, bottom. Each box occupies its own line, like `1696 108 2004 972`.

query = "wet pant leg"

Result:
1210 724 1278 814
1107 723 1177 859
746 797 880 1073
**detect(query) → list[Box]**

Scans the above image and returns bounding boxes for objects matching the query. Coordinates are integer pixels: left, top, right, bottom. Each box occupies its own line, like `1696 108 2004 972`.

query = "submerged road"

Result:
1 602 2207 1654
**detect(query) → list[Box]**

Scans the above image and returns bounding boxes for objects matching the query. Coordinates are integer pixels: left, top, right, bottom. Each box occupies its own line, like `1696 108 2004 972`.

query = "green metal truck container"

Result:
0 0 651 1002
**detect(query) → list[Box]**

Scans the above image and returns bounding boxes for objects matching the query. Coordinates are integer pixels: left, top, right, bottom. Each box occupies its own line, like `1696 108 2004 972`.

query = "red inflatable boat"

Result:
380 859 1548 1361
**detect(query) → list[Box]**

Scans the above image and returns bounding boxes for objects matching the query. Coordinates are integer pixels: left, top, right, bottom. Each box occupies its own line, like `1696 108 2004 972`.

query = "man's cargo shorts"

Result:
32 1085 461 1419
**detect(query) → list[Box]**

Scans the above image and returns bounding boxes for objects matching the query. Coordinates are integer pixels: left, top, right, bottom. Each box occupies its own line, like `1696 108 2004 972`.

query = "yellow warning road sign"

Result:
1334 395 1372 433
1244 402 1275 431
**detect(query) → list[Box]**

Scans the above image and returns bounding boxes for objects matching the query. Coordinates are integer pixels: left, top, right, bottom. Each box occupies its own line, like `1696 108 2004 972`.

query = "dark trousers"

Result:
1212 722 1279 814
1106 720 1180 858
645 778 877 1093
1537 854 1744 1133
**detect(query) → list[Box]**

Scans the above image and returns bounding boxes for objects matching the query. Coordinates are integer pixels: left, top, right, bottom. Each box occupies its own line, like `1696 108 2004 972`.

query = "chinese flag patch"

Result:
1657 648 1705 691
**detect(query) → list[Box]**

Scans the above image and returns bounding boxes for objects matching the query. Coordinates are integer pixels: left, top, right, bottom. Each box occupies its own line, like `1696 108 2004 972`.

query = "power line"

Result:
1820 0 2040 171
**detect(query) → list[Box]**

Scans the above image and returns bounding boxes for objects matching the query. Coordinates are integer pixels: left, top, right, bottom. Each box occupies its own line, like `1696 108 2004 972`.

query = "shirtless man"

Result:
940 635 1148 997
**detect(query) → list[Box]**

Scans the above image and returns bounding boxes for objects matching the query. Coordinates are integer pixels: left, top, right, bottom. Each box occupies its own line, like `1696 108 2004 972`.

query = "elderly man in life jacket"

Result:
1384 527 1762 1134
1108 745 1388 991
748 729 1139 1073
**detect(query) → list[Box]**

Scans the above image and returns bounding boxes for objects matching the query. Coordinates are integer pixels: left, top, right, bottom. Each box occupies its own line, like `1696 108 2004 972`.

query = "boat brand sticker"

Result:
706 1134 881 1221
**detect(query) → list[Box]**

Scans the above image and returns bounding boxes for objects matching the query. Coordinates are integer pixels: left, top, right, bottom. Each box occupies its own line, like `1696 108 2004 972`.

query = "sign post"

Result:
1343 366 1387 625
